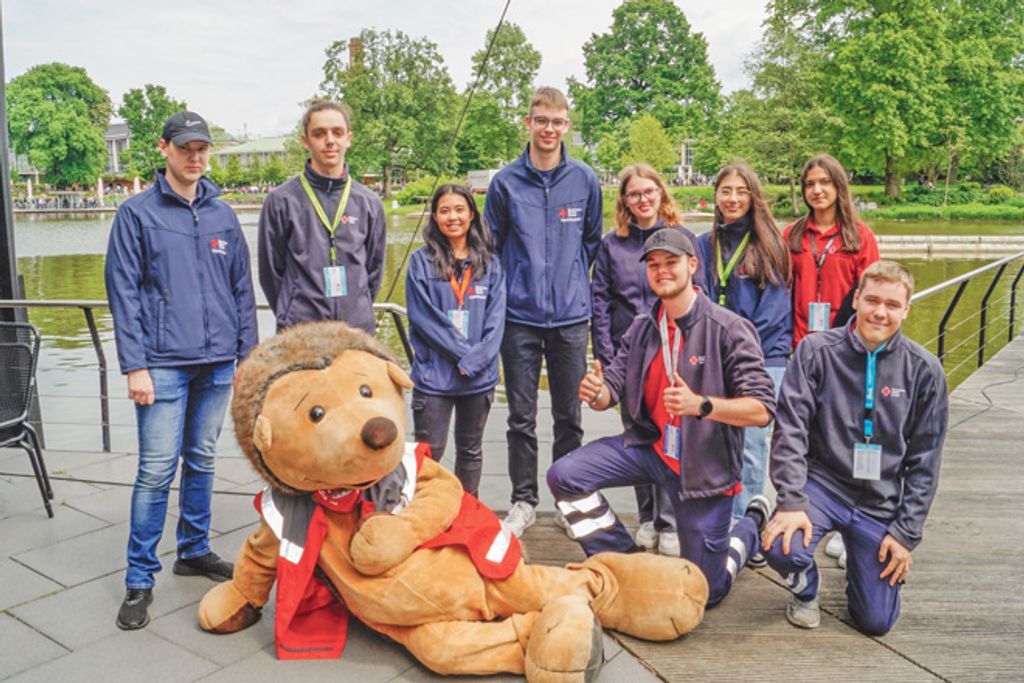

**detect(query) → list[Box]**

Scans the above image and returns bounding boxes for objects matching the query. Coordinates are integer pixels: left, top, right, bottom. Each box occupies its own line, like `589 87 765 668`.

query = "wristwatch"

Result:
698 396 713 418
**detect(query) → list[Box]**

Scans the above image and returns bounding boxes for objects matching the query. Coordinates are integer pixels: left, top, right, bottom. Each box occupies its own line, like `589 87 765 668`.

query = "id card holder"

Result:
447 309 470 338
663 424 681 460
853 442 882 480
323 265 348 297
808 301 831 332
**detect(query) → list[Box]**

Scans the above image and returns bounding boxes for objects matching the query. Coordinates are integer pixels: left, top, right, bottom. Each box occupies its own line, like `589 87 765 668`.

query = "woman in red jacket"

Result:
785 155 880 348
784 154 880 567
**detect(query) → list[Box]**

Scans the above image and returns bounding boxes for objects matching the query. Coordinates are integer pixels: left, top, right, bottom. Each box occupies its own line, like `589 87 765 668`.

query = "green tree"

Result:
6 63 112 187
470 22 541 119
261 156 289 186
622 114 676 172
320 29 459 197
118 84 186 181
455 91 520 172
208 156 225 187
569 0 721 143
223 156 243 188
594 121 630 176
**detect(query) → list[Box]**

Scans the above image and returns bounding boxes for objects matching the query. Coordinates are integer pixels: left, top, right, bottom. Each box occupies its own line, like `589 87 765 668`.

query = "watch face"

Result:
700 398 713 416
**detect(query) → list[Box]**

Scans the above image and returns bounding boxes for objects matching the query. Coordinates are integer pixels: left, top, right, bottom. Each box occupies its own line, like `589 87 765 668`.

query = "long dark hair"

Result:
424 184 493 280
711 162 791 288
786 154 863 253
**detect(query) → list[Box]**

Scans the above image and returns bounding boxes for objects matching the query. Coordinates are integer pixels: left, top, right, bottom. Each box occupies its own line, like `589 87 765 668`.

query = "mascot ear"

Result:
386 361 413 391
253 414 273 454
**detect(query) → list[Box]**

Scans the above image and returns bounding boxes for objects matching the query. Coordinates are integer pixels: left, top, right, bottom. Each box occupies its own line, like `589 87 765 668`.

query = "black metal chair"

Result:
0 322 53 517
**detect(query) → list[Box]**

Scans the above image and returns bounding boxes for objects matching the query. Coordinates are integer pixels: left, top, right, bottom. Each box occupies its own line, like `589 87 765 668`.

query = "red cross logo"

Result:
882 386 891 397
689 355 698 365
560 208 567 218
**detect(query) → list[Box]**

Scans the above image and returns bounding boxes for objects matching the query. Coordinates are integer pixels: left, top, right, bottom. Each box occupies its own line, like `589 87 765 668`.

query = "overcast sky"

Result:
3 0 768 138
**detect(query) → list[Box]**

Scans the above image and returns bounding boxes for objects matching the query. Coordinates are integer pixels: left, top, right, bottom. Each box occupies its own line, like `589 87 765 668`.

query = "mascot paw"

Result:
525 596 603 683
350 512 419 576
198 581 262 633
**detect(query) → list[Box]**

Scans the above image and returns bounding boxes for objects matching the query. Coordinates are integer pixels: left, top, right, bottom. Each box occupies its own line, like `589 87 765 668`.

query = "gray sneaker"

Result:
825 532 845 558
635 521 658 550
657 530 680 557
786 595 821 629
503 501 537 538
553 510 578 540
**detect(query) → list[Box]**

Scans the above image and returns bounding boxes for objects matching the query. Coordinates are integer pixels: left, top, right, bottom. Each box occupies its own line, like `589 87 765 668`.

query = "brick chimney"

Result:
348 37 364 68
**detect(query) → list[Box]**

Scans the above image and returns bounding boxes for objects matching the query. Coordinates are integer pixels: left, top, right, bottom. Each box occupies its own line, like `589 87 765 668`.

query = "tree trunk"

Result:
884 154 900 197
789 177 800 216
382 164 393 199
947 151 960 185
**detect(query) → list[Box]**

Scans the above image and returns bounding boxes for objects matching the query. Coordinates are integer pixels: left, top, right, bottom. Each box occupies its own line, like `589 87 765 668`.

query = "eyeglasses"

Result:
624 188 659 203
716 188 751 200
530 116 570 131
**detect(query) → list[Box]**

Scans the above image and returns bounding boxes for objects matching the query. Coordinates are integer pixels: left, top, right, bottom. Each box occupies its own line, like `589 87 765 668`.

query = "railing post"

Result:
390 309 415 366
937 281 968 366
82 306 111 452
1009 264 1024 342
978 264 1007 368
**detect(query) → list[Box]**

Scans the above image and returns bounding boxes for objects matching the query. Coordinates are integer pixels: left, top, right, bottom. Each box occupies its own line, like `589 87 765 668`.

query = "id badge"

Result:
808 301 831 332
447 309 470 338
323 265 348 297
853 442 882 480
663 424 681 460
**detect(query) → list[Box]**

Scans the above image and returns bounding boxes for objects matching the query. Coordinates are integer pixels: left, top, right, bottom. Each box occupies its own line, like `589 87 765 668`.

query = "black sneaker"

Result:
173 552 233 582
745 494 772 536
116 588 153 630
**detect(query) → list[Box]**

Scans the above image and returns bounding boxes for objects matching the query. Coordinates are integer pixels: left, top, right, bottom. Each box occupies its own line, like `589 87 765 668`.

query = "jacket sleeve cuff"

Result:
775 490 809 513
885 522 920 551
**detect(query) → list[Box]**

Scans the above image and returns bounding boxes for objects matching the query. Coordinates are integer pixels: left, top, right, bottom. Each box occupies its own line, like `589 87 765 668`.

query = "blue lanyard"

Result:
863 343 885 442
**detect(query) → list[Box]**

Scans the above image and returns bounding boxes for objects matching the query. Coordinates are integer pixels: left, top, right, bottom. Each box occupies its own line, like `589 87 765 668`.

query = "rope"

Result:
376 0 514 324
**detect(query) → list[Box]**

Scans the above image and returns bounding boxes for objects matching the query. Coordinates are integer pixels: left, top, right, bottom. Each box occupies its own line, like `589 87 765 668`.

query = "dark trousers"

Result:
500 321 588 506
412 388 494 498
547 434 759 607
764 478 902 636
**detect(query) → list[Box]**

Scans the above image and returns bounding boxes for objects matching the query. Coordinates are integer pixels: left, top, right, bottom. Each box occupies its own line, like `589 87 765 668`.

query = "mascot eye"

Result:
308 406 325 423
359 385 373 398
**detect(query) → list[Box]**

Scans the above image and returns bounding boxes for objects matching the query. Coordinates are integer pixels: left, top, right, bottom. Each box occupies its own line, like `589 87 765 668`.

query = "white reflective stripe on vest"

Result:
556 492 604 516
260 487 305 564
568 508 617 538
485 525 513 563
390 442 420 515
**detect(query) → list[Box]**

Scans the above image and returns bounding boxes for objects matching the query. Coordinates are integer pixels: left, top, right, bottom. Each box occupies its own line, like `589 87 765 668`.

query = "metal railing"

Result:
910 251 1024 376
0 299 412 453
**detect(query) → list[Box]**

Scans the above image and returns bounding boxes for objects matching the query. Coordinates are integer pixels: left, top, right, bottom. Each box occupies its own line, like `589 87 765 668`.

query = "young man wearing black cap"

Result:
258 100 386 333
547 228 778 607
106 111 258 630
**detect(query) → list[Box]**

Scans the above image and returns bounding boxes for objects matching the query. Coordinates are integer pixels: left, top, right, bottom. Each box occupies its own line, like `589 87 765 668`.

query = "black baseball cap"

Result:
161 111 212 146
640 229 697 260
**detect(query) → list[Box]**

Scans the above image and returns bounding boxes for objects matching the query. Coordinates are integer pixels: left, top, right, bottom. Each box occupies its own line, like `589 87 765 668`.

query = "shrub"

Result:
394 175 459 206
984 185 1016 204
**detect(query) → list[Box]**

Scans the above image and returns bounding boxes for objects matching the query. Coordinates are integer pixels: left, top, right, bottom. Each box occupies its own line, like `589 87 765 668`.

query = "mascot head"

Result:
232 321 413 494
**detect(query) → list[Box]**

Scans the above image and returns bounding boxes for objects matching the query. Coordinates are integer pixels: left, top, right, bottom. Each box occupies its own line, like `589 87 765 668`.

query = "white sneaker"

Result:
553 510 578 540
635 521 658 550
825 533 845 558
503 501 537 538
786 595 821 629
838 550 847 569
657 530 680 557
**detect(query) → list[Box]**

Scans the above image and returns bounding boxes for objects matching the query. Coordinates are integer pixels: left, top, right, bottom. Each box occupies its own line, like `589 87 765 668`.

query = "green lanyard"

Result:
714 231 751 307
299 172 352 264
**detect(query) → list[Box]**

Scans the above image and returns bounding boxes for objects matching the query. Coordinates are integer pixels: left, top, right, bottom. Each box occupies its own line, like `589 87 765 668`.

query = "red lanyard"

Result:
449 265 472 308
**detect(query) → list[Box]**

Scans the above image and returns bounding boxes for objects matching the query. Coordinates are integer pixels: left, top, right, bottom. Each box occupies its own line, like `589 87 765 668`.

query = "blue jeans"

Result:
764 478 902 635
126 361 234 589
733 363 787 520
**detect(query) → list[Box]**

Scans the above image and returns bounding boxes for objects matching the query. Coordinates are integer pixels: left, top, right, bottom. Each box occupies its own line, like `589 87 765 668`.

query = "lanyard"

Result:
448 265 473 309
659 308 683 424
862 342 886 442
299 172 352 265
715 231 751 307
810 232 838 301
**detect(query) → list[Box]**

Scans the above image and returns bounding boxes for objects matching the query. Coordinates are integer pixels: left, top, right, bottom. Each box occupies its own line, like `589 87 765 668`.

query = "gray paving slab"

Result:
0 613 69 680
61 483 134 524
5 628 219 683
0 474 104 520
0 504 109 556
147 600 276 668
0 558 64 610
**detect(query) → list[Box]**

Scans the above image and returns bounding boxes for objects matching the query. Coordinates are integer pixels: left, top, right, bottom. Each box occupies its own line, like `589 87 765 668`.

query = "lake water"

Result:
9 210 1023 451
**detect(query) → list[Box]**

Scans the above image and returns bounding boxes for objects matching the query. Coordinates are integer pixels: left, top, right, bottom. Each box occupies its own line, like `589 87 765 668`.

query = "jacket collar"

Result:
304 160 350 193
845 318 904 356
521 143 567 178
628 218 665 239
155 169 220 207
716 213 753 241
647 289 708 334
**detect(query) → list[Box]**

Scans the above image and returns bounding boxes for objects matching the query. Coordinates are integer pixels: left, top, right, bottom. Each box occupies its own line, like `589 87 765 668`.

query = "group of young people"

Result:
104 86 948 639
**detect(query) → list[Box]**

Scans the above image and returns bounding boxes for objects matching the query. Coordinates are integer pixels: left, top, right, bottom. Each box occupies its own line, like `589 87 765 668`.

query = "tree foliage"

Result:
118 84 186 181
455 91 520 172
569 0 721 143
6 63 111 187
470 22 541 119
622 114 676 172
320 29 459 197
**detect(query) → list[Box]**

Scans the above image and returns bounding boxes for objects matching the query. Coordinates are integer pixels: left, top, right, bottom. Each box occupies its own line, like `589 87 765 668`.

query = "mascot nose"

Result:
361 417 398 450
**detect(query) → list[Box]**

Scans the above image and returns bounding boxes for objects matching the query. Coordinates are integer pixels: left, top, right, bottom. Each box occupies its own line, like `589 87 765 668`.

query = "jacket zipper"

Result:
192 204 211 356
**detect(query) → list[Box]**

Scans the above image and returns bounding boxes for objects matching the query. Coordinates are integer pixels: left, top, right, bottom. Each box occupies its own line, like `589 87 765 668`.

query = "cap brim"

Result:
169 132 212 145
640 246 693 261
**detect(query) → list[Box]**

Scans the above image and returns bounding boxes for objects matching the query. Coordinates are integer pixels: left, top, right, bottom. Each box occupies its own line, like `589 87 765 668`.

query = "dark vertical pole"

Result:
0 4 21 321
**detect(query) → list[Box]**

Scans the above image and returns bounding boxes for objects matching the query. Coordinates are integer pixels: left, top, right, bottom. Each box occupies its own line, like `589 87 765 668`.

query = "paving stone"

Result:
61 484 134 524
0 474 104 521
0 504 109 556
0 558 64 609
4 628 218 683
147 600 275 668
0 613 69 679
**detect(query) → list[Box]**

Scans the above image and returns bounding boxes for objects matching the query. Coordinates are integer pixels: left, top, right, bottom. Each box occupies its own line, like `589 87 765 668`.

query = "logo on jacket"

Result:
469 285 487 301
881 386 906 398
341 215 358 224
559 206 583 223
210 239 227 255
689 354 705 365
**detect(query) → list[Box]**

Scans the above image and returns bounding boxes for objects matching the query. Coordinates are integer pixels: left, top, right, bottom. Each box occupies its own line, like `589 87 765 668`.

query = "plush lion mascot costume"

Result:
198 322 707 682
